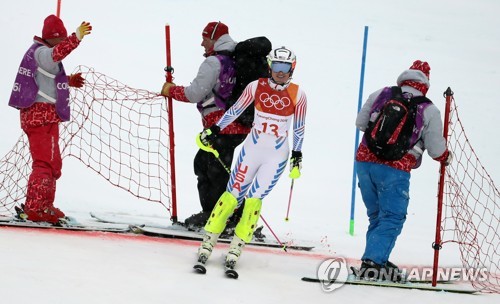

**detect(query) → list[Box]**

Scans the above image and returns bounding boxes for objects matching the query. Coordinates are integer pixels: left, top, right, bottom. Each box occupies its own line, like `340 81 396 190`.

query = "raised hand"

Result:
76 21 92 41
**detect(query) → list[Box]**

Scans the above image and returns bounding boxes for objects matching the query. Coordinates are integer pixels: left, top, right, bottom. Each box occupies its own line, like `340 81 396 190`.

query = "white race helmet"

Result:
267 46 297 73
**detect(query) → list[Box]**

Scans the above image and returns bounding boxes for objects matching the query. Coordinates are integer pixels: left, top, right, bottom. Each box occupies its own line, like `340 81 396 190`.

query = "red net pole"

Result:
56 0 61 17
165 24 178 222
432 87 453 286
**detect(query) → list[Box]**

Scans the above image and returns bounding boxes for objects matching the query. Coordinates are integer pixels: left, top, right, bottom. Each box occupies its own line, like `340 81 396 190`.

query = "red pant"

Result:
21 103 64 223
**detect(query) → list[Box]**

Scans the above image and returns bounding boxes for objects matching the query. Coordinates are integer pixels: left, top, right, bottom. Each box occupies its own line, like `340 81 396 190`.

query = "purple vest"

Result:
197 54 236 112
363 86 431 147
9 43 71 121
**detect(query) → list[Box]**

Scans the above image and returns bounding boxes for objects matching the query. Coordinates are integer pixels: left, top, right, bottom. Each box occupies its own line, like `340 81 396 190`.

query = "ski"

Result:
349 266 460 284
14 205 28 220
353 265 464 285
91 212 314 251
0 214 131 233
192 258 239 278
90 212 314 251
193 253 208 274
225 268 239 279
193 263 207 274
130 225 314 251
301 275 454 285
224 260 239 279
301 276 478 294
89 212 172 229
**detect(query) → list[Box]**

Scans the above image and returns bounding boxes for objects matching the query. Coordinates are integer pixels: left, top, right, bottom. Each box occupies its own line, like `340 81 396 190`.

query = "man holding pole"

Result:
160 22 250 228
354 60 451 281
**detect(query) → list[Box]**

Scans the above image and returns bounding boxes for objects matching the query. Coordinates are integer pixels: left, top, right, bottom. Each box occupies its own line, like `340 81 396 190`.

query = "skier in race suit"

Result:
195 46 307 268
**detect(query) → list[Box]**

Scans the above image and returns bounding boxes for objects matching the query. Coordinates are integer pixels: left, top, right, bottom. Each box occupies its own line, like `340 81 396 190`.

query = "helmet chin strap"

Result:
269 76 292 91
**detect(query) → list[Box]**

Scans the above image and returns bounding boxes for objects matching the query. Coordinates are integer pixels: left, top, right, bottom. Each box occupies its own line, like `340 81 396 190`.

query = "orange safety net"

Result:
0 66 172 217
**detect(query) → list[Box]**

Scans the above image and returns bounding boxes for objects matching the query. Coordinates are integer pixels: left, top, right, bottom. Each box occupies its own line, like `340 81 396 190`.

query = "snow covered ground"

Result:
0 226 494 304
1 0 499 303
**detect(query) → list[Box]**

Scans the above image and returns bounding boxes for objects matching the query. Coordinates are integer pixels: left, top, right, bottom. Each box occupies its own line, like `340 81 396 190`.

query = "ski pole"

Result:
195 133 231 174
285 180 294 222
285 166 300 221
260 214 287 252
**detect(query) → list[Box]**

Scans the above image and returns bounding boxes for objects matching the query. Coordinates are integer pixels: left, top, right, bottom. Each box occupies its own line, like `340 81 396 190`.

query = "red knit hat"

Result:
202 21 229 40
409 60 430 79
42 15 67 40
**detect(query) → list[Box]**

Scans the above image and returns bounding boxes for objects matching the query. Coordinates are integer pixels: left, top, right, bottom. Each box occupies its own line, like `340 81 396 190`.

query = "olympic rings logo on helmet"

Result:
259 92 291 110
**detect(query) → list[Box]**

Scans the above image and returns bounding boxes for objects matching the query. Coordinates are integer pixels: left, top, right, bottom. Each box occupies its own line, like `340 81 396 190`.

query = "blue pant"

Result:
356 161 410 265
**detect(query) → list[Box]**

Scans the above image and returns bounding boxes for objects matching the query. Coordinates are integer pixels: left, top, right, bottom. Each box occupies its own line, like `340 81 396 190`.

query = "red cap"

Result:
202 21 228 41
42 15 67 40
409 60 430 79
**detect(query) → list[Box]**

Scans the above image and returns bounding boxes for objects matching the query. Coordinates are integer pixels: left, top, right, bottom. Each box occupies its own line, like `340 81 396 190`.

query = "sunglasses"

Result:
271 62 292 73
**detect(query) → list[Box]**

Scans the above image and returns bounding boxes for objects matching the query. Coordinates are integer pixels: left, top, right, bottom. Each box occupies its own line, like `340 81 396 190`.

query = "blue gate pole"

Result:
350 26 369 236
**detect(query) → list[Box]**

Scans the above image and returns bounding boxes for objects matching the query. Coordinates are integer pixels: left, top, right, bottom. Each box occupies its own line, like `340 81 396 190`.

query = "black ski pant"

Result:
194 134 247 212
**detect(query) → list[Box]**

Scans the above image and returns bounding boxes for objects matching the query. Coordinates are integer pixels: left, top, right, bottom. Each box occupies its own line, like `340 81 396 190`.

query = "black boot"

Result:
384 261 404 282
359 259 383 280
184 211 210 229
359 260 403 282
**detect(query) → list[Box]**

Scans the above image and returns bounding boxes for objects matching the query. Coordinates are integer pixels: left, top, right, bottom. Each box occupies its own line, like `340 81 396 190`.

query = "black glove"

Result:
289 150 303 171
200 125 221 147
